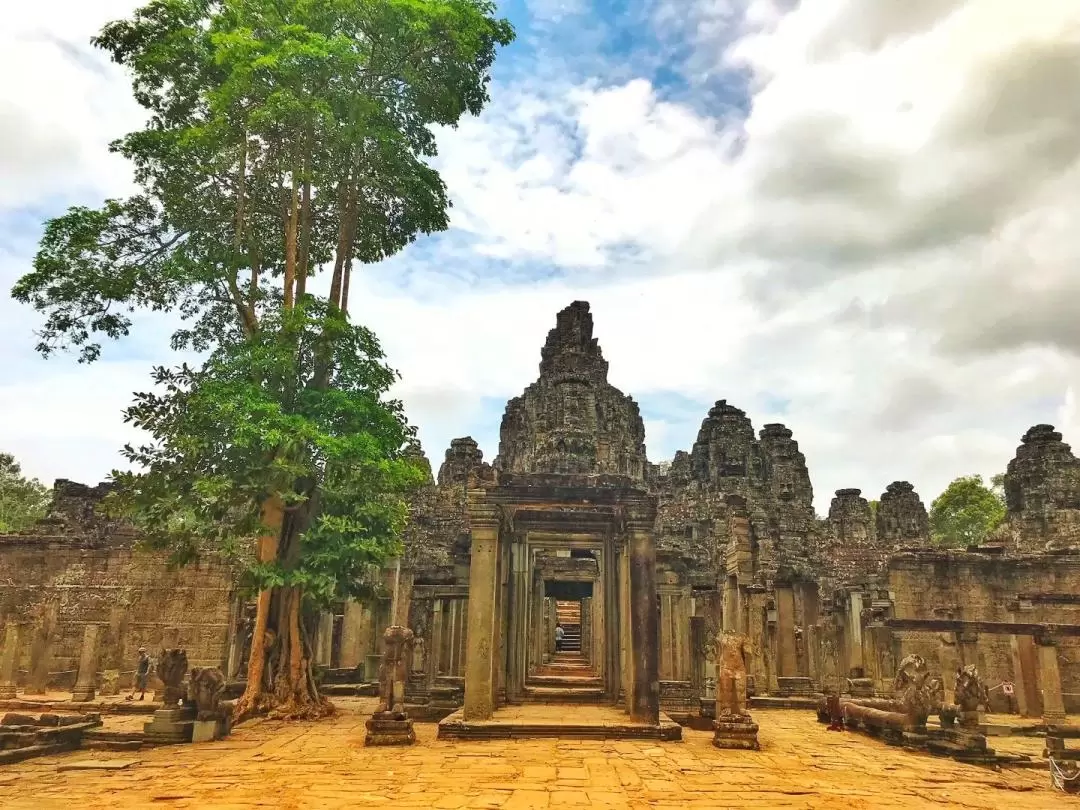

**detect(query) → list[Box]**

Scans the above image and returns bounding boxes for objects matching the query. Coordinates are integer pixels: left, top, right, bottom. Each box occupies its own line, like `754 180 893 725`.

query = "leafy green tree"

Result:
13 0 513 720
929 475 1007 548
0 454 51 533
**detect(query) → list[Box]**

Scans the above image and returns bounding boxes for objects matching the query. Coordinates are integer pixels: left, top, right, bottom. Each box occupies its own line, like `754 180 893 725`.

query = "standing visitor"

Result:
555 623 565 652
127 647 150 701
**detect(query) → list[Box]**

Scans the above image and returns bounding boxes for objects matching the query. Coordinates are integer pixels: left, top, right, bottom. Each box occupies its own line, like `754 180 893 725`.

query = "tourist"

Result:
127 647 151 701
555 623 564 652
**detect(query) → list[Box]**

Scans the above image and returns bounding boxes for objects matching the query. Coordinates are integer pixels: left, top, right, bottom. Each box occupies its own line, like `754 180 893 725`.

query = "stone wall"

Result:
0 482 235 690
887 548 1080 710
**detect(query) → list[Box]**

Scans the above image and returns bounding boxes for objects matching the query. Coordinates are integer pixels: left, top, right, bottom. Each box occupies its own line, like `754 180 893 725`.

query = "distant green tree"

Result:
869 499 879 523
929 475 1007 548
990 472 1006 500
0 454 51 533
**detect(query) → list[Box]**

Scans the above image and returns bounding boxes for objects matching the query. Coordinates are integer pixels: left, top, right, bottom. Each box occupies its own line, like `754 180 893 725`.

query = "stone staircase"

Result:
556 600 582 653
525 648 603 703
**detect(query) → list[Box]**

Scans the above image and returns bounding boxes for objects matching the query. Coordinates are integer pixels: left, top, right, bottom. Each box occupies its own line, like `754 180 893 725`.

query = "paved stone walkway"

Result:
0 699 1067 809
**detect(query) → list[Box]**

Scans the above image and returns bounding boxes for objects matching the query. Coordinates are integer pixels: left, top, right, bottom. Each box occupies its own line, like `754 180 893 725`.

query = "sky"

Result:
2 0 1080 514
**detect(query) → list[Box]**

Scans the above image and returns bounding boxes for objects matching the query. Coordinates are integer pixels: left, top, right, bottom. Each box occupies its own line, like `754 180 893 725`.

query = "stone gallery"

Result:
2 301 1080 732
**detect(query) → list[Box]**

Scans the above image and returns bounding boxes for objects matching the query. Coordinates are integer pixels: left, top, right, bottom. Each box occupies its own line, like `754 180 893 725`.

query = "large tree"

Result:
13 0 513 720
929 474 1007 549
0 454 51 534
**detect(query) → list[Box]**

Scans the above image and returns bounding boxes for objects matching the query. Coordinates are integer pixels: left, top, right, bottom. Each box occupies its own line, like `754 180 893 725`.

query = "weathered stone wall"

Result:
887 549 1080 710
0 528 234 689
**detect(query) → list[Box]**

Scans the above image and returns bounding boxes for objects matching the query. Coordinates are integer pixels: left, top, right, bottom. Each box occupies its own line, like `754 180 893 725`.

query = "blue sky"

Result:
2 0 1080 513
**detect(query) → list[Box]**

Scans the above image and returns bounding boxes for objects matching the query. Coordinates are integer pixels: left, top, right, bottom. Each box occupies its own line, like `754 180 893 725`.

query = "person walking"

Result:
127 647 150 701
555 623 565 653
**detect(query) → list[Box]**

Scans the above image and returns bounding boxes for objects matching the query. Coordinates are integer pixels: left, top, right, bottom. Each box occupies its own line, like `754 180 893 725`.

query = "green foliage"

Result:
0 454 51 534
868 499 879 522
13 0 514 621
107 304 427 608
929 475 1007 549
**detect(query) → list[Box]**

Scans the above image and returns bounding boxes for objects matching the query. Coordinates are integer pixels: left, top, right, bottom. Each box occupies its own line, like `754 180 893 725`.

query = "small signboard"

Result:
1002 682 1015 696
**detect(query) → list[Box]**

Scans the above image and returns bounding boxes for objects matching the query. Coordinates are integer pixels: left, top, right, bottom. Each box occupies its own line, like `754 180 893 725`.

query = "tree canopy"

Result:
929 474 1007 548
12 0 513 720
0 454 51 534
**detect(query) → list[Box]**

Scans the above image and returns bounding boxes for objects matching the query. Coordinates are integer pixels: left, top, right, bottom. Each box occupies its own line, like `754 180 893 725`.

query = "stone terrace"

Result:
0 699 1059 810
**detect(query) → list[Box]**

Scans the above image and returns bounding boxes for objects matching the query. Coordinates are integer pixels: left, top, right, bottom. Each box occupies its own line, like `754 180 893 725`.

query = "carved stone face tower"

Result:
494 301 647 481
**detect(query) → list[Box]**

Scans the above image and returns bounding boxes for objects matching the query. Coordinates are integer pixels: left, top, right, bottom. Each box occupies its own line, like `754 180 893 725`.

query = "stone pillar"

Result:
463 501 499 720
507 540 528 697
722 577 739 633
1011 634 1040 718
939 635 960 705
26 604 57 695
775 583 797 678
316 613 334 667
339 601 367 670
392 567 414 628
846 592 864 676
0 623 20 700
628 521 659 725
746 587 768 695
619 548 633 711
71 625 100 703
1036 637 1066 725
956 631 979 671
805 623 821 689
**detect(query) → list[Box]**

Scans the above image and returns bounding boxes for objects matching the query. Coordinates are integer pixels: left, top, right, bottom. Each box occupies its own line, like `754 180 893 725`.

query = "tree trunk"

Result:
233 497 333 723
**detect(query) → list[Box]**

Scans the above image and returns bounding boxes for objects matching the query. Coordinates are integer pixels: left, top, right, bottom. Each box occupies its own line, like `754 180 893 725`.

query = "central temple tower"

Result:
495 301 647 481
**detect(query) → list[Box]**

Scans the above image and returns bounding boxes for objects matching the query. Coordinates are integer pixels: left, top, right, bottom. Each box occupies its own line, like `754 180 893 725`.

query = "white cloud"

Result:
3 0 1080 515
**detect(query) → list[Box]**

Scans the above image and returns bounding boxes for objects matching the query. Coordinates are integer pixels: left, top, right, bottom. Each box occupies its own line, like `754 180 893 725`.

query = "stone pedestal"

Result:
70 625 100 703
0 624 20 700
192 717 229 743
713 714 760 750
364 710 416 746
143 706 196 744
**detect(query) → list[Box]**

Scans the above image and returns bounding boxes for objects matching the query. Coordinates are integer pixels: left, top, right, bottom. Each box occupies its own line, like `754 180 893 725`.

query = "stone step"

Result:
521 687 606 704
527 675 603 689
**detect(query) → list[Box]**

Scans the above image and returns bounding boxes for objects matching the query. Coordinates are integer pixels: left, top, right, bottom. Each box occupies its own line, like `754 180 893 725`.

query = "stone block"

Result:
364 711 415 746
143 706 195 744
191 718 227 743
713 715 760 750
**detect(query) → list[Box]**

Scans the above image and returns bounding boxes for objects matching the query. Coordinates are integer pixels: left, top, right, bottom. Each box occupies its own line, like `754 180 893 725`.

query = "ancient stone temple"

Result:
3 300 1080 733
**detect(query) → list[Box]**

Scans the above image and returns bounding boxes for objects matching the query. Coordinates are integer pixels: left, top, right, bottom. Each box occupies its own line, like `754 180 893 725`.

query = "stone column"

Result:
71 624 100 703
745 587 768 695
846 592 864 677
619 548 633 711
463 501 499 720
339 600 367 669
507 540 528 697
939 635 960 705
805 623 821 689
722 576 739 633
628 520 659 725
26 604 57 695
316 612 334 667
957 631 980 671
775 582 797 678
392 567 414 628
0 623 20 699
1036 637 1066 725
1011 634 1040 718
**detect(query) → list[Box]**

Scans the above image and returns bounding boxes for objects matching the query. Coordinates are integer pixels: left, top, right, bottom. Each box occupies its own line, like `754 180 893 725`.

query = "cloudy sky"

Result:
2 0 1079 513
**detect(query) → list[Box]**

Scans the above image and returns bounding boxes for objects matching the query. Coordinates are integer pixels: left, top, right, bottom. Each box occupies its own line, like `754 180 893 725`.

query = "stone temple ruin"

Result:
2 301 1080 741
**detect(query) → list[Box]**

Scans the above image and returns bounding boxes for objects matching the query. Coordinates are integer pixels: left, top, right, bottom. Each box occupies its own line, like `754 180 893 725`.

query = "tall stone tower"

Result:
494 301 647 481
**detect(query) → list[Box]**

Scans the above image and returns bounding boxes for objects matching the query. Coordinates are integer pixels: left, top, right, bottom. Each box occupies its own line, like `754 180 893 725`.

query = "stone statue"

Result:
712 631 759 749
187 666 227 721
892 654 940 724
157 648 189 706
716 631 751 718
366 625 416 746
954 664 989 725
377 625 414 715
